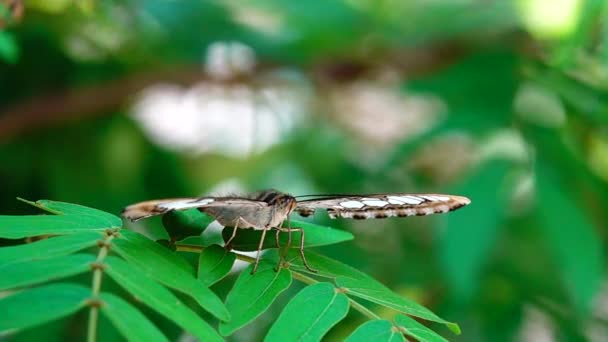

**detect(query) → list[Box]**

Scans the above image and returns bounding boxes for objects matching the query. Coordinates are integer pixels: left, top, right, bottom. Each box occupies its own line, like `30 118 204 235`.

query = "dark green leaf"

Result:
537 165 604 314
0 215 117 239
222 219 353 251
99 292 168 342
104 256 223 342
0 232 101 264
0 253 95 291
197 244 236 286
265 282 349 341
394 314 448 342
17 198 122 228
112 230 230 321
437 162 510 300
0 283 90 332
162 209 215 241
219 261 292 336
346 320 404 342
283 250 460 334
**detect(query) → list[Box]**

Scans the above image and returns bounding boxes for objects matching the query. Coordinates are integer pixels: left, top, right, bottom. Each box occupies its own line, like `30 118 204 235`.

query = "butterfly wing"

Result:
122 197 269 222
295 194 470 219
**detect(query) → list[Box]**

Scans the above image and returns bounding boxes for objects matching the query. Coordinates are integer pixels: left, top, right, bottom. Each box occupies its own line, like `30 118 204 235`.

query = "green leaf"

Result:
537 164 604 314
336 277 459 334
162 209 215 241
283 250 460 334
0 31 18 64
0 232 101 264
197 244 236 286
0 215 118 239
0 253 95 291
111 230 230 321
0 283 90 332
18 198 122 228
99 292 168 342
438 162 510 300
222 219 354 251
219 261 292 336
394 314 448 342
265 282 349 341
104 256 223 342
346 320 404 342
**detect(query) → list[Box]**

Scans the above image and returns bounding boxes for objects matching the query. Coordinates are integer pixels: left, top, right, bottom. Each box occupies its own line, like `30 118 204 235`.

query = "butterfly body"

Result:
200 190 297 230
122 189 470 274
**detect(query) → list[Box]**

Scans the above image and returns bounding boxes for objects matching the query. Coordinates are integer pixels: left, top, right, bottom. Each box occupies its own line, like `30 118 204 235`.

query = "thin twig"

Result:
87 230 115 342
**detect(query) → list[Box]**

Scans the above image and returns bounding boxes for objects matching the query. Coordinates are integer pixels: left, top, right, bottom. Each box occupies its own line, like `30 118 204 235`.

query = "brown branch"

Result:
0 43 468 142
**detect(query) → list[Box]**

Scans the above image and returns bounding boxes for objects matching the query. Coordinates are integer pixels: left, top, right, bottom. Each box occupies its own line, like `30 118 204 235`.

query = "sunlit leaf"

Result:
0 283 89 332
0 253 95 291
0 214 117 239
197 244 236 286
0 232 101 264
111 230 230 321
346 320 404 342
282 250 460 334
99 292 168 342
219 261 292 336
265 282 349 341
17 198 122 228
104 256 223 342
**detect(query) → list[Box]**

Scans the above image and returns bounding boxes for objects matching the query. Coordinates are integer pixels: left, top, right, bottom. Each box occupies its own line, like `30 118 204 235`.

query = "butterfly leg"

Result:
274 218 293 271
273 226 317 273
224 219 240 250
291 227 317 273
251 227 270 274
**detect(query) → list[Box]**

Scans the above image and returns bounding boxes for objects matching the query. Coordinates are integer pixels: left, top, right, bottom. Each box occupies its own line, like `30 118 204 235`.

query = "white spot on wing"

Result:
421 195 450 202
388 198 406 204
388 196 423 205
362 200 389 207
340 201 365 209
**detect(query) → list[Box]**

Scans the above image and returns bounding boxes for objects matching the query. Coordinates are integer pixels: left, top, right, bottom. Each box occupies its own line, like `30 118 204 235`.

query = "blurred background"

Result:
1 0 608 341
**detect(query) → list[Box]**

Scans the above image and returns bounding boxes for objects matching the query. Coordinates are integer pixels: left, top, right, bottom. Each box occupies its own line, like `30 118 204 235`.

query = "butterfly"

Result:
122 189 470 274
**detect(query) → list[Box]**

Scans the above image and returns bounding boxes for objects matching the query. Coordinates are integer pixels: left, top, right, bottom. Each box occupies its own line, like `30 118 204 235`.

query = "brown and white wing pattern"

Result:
121 197 217 221
295 194 471 220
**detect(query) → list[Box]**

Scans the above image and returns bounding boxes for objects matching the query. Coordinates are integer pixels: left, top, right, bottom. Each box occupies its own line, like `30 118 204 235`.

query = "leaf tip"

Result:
16 197 34 206
447 322 461 335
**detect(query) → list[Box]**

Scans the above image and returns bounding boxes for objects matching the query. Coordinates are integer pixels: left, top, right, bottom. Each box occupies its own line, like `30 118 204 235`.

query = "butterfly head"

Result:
254 189 298 213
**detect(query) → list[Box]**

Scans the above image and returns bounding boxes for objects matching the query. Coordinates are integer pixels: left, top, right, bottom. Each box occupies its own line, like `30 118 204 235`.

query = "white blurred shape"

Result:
227 4 285 38
518 306 555 342
514 82 566 128
205 41 256 80
131 65 305 158
477 129 529 164
330 80 445 147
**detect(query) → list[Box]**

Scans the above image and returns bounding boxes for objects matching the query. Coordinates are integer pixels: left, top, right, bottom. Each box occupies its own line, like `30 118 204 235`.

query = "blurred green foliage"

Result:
2 0 608 340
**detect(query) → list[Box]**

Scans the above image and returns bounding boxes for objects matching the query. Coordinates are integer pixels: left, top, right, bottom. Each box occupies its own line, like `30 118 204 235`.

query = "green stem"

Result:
175 243 380 321
348 298 381 320
87 231 115 342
